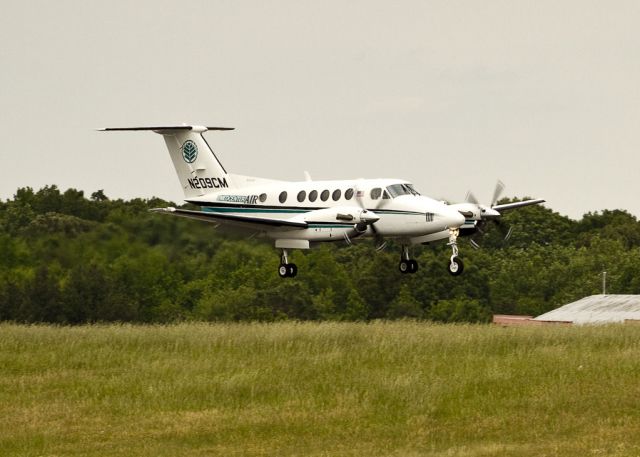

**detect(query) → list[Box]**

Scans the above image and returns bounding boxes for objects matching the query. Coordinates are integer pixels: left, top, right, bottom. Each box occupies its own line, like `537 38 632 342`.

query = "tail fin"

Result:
99 125 235 198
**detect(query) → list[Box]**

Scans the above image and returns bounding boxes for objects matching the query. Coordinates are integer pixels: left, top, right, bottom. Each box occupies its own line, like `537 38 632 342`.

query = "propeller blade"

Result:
504 226 514 241
465 191 479 205
470 239 481 250
491 180 505 207
369 220 386 251
491 219 513 242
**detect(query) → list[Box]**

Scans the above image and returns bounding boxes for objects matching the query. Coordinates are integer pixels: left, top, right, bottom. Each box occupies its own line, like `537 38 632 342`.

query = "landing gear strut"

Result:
447 228 464 276
398 245 419 274
278 249 298 278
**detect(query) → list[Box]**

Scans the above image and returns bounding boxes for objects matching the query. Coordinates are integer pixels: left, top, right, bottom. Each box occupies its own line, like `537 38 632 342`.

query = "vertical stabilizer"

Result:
99 125 235 198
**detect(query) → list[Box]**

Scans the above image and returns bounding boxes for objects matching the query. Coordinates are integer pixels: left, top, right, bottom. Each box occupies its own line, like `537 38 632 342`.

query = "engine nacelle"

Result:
303 206 379 225
451 202 481 220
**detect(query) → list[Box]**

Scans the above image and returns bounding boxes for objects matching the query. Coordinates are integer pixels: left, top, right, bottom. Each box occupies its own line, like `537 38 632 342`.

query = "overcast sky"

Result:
1 1 639 219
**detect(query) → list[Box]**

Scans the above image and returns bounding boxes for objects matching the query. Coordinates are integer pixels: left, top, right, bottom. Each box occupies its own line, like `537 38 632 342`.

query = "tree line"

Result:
1 185 639 324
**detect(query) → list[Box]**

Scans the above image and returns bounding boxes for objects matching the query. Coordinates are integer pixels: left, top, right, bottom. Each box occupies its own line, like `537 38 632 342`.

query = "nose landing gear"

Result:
447 228 464 276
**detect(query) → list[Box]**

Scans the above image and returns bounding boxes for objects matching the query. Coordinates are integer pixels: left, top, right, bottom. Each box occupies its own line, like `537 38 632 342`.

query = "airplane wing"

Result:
150 207 307 232
493 199 545 212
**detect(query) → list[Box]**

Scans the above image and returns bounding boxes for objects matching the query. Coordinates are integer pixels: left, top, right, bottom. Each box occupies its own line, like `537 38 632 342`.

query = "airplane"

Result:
99 125 544 278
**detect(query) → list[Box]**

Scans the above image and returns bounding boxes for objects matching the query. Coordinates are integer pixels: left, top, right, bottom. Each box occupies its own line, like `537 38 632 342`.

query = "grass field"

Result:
1 322 639 456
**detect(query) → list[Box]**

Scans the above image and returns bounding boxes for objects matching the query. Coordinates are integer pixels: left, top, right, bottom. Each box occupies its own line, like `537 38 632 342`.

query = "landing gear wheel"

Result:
399 259 419 274
279 263 298 278
447 257 464 276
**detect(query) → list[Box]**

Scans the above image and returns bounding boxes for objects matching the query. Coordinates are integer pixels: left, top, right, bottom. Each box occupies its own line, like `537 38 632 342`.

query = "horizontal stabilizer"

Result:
97 125 234 133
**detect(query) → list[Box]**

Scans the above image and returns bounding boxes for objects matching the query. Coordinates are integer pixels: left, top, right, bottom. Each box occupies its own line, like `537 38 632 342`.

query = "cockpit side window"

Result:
385 183 421 198
405 184 420 196
386 184 410 198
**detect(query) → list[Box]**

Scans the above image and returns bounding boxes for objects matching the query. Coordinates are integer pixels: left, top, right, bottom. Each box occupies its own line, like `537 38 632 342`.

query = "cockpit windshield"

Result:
386 183 421 198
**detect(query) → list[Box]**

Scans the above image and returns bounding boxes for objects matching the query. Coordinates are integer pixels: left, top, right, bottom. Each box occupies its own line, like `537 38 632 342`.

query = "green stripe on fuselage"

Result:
203 207 305 214
202 206 425 216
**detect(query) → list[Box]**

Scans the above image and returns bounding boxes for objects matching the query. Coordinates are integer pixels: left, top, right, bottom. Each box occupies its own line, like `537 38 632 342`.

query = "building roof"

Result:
534 294 640 324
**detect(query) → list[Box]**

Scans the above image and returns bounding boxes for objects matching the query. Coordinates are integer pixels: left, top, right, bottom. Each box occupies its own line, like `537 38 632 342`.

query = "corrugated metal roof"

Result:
534 295 640 324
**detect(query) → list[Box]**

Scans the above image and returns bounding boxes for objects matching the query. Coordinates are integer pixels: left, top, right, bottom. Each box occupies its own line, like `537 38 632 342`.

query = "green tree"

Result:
25 266 64 323
388 284 423 318
429 298 491 323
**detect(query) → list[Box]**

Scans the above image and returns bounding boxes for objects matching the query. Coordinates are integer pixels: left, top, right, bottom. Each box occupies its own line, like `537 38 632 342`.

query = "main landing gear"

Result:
278 249 298 278
277 231 465 278
447 228 464 276
399 246 419 274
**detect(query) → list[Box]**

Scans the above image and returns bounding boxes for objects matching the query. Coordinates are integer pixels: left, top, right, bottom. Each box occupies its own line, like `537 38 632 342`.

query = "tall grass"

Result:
1 322 639 456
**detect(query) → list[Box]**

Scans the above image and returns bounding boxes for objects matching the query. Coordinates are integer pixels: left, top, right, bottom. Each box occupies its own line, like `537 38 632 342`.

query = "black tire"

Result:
409 259 419 273
288 263 298 278
399 260 410 274
447 257 464 276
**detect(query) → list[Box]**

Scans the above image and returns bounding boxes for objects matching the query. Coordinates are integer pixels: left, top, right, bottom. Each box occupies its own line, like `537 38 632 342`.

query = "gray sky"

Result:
1 0 639 219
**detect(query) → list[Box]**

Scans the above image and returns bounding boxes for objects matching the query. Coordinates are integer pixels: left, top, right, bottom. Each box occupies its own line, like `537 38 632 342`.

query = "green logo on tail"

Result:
182 140 198 163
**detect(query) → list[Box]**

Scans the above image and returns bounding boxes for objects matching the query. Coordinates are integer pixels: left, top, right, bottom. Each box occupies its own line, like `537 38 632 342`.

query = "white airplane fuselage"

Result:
186 176 465 247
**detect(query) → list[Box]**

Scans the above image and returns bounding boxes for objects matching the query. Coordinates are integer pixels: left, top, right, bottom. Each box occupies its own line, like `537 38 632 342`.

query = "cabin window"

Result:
297 190 306 202
332 189 341 201
345 188 354 200
279 191 288 203
321 190 330 201
259 193 267 202
309 190 318 202
370 188 382 200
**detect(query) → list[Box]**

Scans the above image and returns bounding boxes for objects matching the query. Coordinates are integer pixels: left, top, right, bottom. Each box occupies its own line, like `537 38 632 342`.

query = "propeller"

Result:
465 180 512 248
457 181 543 249
354 181 387 250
